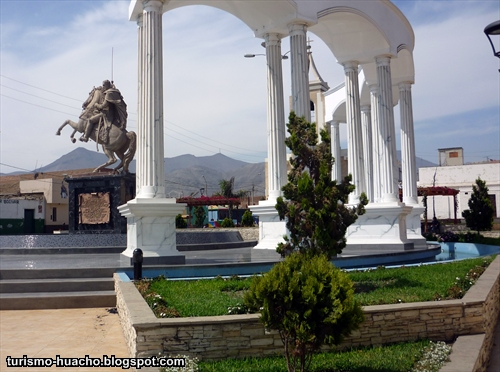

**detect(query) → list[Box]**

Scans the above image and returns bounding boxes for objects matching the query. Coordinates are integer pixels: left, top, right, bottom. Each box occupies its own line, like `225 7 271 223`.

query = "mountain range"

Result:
3 147 437 197
31 148 266 197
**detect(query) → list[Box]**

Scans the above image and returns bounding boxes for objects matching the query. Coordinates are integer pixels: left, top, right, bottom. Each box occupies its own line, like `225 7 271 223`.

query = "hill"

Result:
2 147 437 198
12 148 266 197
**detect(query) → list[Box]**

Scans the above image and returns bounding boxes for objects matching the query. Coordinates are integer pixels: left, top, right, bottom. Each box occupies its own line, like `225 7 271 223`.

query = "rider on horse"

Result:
80 80 128 143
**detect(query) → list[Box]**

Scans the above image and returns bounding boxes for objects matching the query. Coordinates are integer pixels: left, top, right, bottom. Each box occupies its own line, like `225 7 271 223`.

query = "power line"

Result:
1 74 82 102
1 84 81 110
165 119 267 155
1 75 264 160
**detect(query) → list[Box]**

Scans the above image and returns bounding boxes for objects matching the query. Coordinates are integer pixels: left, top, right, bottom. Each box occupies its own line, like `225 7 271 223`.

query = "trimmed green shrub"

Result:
175 214 187 229
220 217 235 228
462 178 495 233
241 210 254 227
194 206 206 228
244 253 364 372
276 112 367 258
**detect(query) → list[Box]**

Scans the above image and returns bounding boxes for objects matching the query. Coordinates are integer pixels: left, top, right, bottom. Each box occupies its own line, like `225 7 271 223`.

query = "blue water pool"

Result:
434 242 500 262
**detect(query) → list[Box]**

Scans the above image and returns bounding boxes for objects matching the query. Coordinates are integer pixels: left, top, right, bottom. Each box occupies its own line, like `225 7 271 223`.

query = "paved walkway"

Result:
0 308 130 372
1 307 499 372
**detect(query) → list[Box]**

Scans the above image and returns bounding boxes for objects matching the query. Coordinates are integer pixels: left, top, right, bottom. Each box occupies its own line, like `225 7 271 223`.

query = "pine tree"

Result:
462 177 494 233
194 206 206 228
275 112 367 259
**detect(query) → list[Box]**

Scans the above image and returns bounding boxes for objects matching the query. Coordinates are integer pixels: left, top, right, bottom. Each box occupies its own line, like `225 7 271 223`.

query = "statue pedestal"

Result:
345 202 414 253
118 198 186 265
249 200 284 261
406 204 427 249
66 172 135 234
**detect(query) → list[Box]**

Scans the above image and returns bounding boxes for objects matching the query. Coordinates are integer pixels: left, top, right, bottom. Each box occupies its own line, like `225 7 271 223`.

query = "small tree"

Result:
241 209 254 227
220 217 234 228
175 214 187 229
244 253 364 372
462 177 494 233
194 206 206 228
276 112 367 258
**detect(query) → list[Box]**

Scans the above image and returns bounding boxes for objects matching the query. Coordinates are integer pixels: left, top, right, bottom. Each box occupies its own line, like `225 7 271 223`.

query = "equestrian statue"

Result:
56 80 136 173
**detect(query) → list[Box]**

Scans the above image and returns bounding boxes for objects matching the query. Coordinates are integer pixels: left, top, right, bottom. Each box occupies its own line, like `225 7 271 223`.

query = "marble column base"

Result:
406 204 428 250
249 200 285 261
345 202 414 252
118 198 187 265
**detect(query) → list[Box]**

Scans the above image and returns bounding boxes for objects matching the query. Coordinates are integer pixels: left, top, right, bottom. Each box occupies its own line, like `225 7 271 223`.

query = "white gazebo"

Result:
121 0 425 263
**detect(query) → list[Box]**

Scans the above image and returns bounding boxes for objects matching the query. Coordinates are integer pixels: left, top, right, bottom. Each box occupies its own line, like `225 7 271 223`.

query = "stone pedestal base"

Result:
118 198 187 265
345 202 414 252
249 200 285 261
406 204 427 250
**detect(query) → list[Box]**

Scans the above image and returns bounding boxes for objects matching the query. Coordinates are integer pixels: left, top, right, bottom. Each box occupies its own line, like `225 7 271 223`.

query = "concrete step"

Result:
0 291 116 310
0 267 116 280
0 277 114 293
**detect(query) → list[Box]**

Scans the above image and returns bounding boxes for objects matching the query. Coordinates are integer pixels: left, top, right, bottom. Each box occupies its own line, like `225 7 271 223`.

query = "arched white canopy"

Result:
129 0 414 72
121 0 425 261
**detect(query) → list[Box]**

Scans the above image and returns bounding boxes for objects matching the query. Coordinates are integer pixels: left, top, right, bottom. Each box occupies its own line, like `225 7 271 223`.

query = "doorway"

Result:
24 209 35 234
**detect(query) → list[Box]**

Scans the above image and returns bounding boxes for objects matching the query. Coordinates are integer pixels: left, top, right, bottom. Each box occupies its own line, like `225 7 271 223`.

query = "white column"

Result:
361 105 373 202
315 91 326 138
288 23 310 122
375 56 398 203
343 61 365 205
400 82 427 249
345 57 413 252
137 0 165 199
399 82 418 205
330 120 342 183
119 0 186 265
265 33 287 202
249 33 288 257
136 13 144 195
370 85 382 203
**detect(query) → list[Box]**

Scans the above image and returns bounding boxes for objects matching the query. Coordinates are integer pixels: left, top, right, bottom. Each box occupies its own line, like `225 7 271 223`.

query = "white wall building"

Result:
0 195 45 234
418 162 500 220
20 178 69 232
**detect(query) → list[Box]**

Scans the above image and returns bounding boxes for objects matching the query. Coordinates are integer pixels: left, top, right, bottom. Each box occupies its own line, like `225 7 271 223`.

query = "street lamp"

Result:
244 52 290 60
484 20 500 61
202 175 208 196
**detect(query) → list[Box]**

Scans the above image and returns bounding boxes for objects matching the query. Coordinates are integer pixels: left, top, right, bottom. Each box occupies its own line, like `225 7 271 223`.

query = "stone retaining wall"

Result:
115 255 499 365
0 228 259 248
180 228 258 242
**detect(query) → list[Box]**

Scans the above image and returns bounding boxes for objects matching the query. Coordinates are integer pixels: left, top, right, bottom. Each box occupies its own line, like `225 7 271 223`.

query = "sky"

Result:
0 0 499 175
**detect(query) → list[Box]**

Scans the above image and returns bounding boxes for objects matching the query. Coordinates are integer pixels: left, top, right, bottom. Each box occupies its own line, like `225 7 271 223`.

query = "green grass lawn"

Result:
196 340 445 372
160 340 451 372
137 256 494 318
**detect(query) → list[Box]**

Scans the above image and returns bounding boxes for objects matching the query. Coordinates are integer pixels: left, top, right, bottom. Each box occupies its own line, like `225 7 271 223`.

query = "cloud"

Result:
1 0 499 173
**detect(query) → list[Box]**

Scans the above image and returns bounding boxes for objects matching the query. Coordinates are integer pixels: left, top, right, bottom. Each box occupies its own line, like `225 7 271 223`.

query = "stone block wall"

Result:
115 255 499 364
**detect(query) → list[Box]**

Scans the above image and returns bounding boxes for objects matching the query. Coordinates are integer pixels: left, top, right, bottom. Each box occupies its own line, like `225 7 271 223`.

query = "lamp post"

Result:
244 53 290 60
202 175 208 196
484 20 500 71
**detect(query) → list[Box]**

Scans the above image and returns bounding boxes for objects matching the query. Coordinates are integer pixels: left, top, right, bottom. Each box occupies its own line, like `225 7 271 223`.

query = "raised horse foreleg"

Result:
55 120 70 136
93 147 117 173
56 120 82 144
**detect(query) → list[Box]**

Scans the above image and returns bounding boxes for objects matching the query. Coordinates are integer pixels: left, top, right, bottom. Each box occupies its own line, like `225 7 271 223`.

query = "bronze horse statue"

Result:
56 87 136 173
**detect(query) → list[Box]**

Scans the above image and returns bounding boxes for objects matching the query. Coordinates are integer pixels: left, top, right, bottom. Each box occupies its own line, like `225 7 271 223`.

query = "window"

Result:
449 152 459 158
52 207 57 222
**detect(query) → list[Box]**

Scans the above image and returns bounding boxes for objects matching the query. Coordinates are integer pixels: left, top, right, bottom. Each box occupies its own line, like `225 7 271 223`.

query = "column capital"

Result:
375 55 392 66
360 105 371 113
143 0 164 12
398 81 413 91
369 84 378 94
343 61 359 73
136 13 143 27
264 33 281 46
287 22 307 35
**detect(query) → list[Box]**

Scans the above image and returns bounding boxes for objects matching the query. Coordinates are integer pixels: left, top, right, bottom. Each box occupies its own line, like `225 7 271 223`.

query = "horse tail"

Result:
124 131 137 165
